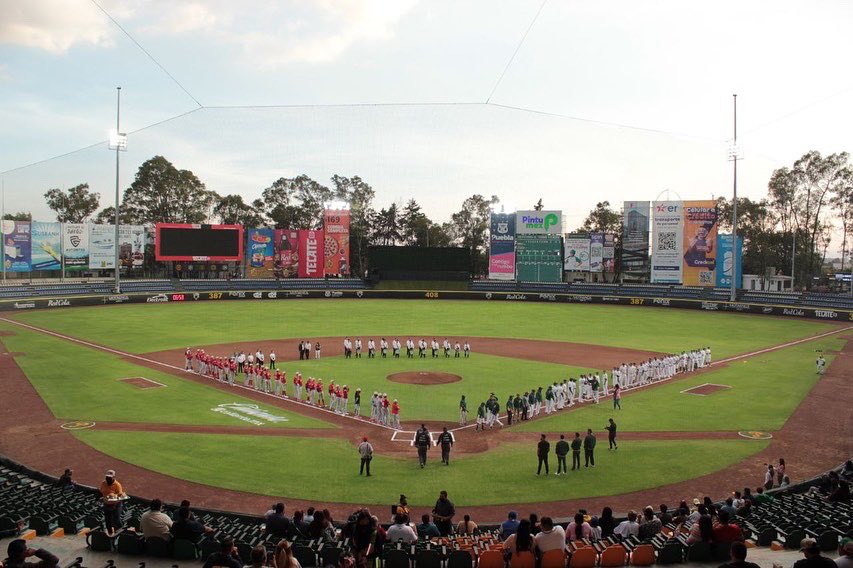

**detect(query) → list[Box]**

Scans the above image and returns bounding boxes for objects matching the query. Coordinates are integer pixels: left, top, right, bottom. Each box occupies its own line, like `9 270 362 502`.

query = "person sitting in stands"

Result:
456 515 478 536
203 538 241 568
638 506 662 540
717 541 760 568
140 499 172 541
3 540 58 568
712 510 744 544
416 514 441 539
686 515 713 545
533 517 566 553
171 506 213 543
613 511 640 539
385 513 417 544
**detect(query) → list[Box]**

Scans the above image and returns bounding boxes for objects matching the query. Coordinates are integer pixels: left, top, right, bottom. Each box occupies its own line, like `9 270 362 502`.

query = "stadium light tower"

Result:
108 87 127 293
727 94 742 302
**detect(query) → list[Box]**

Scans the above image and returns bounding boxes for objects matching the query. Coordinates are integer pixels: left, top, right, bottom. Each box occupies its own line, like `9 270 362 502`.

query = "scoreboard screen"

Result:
155 223 243 261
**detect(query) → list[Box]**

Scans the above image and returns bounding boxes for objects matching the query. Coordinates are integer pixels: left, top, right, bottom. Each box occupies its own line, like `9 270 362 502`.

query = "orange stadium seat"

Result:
540 548 567 568
568 547 597 568
599 545 627 567
478 549 504 568
629 544 656 566
509 551 535 568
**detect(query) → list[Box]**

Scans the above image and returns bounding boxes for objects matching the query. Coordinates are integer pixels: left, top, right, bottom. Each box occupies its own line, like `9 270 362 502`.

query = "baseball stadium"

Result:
2 3 852 568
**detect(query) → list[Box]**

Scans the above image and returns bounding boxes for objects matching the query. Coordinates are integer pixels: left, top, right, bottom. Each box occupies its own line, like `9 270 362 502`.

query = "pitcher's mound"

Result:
387 371 462 385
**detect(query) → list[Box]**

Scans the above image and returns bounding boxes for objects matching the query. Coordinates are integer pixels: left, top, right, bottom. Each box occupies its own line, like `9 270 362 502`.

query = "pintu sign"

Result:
516 210 562 234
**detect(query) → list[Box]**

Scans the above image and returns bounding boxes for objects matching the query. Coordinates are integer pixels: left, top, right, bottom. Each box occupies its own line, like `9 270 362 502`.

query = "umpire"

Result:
438 427 454 465
415 425 431 468
536 434 550 475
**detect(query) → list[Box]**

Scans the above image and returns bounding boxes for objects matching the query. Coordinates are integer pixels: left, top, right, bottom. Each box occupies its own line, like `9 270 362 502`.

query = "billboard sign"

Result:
651 201 684 283
589 233 604 273
274 229 299 277
63 223 89 270
564 234 591 271
489 212 516 280
119 225 145 268
602 233 616 273
297 229 325 278
516 234 562 282
516 210 562 235
715 234 743 288
683 200 718 286
89 224 116 268
155 224 244 262
323 209 351 276
2 221 31 272
31 221 62 271
247 228 275 278
622 201 650 273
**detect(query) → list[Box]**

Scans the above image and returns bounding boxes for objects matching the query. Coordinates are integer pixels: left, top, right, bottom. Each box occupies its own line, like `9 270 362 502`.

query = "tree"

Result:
121 156 214 224
331 175 376 276
717 196 786 285
2 212 32 221
448 194 498 275
578 201 621 234
533 198 544 211
44 183 100 222
829 170 853 271
370 203 402 245
213 194 265 227
257 175 332 229
92 206 136 225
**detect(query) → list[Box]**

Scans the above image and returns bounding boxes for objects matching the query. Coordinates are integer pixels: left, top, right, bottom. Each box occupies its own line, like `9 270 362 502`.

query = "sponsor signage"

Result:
515 210 562 235
651 201 684 283
247 228 275 278
273 229 299 278
2 220 32 272
31 221 62 271
622 201 650 273
489 212 516 280
13 301 36 309
63 223 89 270
47 299 70 307
515 234 562 282
146 294 169 303
323 209 351 276
119 225 146 268
589 233 604 273
715 234 743 288
564 234 591 272
89 224 116 268
683 200 718 286
297 229 325 278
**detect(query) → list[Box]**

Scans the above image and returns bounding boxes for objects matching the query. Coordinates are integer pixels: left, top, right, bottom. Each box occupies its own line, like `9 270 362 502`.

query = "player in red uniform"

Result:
381 395 390 426
341 385 349 415
390 399 401 429
185 348 193 371
316 379 324 407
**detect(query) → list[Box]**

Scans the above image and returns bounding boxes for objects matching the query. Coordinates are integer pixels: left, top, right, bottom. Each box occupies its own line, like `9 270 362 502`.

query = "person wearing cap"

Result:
790 537 836 568
3 540 58 568
358 436 373 476
99 469 126 536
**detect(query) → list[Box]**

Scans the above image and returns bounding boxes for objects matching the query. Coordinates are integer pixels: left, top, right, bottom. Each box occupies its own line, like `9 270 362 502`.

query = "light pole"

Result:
1 177 5 282
108 87 127 293
728 94 742 301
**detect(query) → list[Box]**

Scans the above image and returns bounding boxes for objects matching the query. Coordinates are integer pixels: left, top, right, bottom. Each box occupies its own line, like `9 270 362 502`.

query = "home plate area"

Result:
119 377 167 389
681 382 731 396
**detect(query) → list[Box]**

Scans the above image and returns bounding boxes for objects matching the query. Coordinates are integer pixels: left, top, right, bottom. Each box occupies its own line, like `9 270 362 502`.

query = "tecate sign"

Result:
814 310 837 319
305 232 319 273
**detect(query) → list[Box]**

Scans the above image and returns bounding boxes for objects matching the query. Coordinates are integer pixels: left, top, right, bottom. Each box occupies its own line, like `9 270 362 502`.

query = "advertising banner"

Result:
323 209 351 276
119 225 145 268
297 229 325 278
247 228 275 278
589 233 604 273
516 210 562 235
622 201 650 273
274 229 299 278
564 234 591 271
2 221 31 272
682 200 718 286
31 221 62 271
489 212 516 280
651 201 684 283
715 234 743 288
602 233 616 273
63 223 89 270
516 234 562 282
89 224 116 268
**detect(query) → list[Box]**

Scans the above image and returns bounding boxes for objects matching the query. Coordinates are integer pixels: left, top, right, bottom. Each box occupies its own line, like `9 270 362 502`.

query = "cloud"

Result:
142 2 219 34
0 0 116 53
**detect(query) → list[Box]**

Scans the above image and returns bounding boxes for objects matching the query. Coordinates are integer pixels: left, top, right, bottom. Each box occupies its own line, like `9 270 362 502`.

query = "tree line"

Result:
12 150 852 287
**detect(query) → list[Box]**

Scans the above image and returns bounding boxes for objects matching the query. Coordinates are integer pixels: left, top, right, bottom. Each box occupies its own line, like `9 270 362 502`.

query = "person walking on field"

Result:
613 384 622 410
358 437 373 476
605 418 618 450
415 425 431 468
536 434 550 476
438 427 454 465
555 434 569 475
584 428 596 467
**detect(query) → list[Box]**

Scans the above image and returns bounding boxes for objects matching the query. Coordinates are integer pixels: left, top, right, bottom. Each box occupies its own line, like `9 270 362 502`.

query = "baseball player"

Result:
463 340 470 358
393 338 401 358
418 338 427 358
816 353 826 374
431 338 439 358
454 341 461 358
314 342 321 360
380 338 388 358
185 348 193 371
353 388 361 416
406 338 414 358
341 385 349 414
343 338 352 359
367 338 376 358
355 338 362 358
443 338 451 358
459 395 468 425
390 399 401 429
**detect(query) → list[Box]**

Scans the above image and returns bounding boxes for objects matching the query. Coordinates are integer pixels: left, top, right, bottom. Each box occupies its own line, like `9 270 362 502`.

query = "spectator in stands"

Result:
533 517 566 553
265 503 293 539
416 514 440 539
599 507 616 538
836 538 853 568
503 518 534 557
790 537 837 568
658 504 673 525
386 513 417 543
307 511 335 543
170 506 213 543
720 497 738 518
291 511 309 538
4 539 58 568
501 511 519 540
140 498 173 541
686 515 713 545
827 471 851 502
712 510 744 544
688 503 707 523
396 495 411 522
736 500 752 518
179 500 196 520
754 487 774 505
99 469 126 537
717 541 760 568
456 514 478 535
589 517 602 540
432 491 456 536
57 469 74 488
780 476 791 488
500 511 520 540
567 513 592 541
732 491 745 509
274 540 301 568
613 511 640 539
528 513 541 535
203 537 242 568
841 460 853 483
304 507 315 524
742 488 754 505
351 510 382 568
247 545 270 568
638 506 662 540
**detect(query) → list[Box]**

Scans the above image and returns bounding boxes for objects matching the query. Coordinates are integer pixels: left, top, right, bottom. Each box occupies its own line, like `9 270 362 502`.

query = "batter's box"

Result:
120 377 167 389
681 383 731 396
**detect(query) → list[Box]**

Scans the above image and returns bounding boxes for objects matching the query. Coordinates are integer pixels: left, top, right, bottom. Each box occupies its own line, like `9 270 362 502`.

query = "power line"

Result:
745 85 853 134
90 0 204 109
486 0 548 104
204 101 484 110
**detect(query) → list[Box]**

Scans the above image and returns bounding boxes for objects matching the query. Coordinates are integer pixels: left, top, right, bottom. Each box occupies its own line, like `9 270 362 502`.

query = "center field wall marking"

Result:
1 317 849 438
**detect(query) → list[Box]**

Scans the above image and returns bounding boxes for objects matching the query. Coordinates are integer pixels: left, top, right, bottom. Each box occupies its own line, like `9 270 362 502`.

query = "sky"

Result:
1 0 852 244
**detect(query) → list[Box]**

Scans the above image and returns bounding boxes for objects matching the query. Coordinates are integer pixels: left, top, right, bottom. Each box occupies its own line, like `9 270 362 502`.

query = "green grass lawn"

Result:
74 429 768 506
513 335 845 433
0 323 332 429
11 300 834 358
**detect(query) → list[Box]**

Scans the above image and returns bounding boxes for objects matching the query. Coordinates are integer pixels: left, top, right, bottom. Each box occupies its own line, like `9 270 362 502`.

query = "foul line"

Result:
1 318 849 437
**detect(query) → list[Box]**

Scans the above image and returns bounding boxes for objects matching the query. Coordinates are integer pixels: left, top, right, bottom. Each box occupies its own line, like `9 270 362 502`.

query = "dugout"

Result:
368 246 471 282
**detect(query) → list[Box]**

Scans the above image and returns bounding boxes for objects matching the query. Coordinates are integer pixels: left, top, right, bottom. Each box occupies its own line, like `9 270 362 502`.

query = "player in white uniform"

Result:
392 338 401 358
380 338 388 358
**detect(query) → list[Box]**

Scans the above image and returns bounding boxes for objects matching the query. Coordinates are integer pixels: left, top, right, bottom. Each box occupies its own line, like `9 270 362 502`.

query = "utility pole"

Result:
728 94 741 301
108 87 127 293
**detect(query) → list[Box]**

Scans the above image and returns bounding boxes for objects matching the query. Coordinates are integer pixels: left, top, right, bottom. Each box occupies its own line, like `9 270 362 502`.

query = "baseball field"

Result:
0 298 848 518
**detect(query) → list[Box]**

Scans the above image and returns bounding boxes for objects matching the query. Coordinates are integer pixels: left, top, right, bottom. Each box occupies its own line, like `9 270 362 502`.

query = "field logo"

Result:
212 403 289 425
47 299 71 307
13 301 35 309
815 310 837 319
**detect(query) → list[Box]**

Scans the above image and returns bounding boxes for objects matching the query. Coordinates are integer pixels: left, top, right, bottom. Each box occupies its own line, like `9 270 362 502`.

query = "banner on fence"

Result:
274 229 299 278
589 233 604 273
63 223 89 270
682 200 718 286
247 228 275 278
2 221 31 272
297 229 325 278
651 201 684 283
323 209 351 276
602 233 616 273
516 210 562 235
564 234 591 272
622 201 649 273
489 212 516 280
31 221 62 271
119 225 145 268
89 224 116 269
715 234 743 288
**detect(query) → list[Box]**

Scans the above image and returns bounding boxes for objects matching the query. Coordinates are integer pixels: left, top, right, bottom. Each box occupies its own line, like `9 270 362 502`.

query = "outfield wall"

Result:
1 288 851 322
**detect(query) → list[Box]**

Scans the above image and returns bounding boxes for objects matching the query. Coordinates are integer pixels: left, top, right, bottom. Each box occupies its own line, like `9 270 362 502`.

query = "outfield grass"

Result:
513 335 845 433
11 300 834 358
0 323 332 429
74 429 768 506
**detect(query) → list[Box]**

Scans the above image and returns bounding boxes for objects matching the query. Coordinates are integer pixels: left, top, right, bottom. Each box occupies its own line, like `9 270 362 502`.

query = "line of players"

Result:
462 347 712 429
342 337 471 359
185 348 407 427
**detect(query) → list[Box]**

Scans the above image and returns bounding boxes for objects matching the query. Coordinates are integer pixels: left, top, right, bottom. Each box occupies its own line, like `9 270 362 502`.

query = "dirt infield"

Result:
388 371 462 385
119 377 164 389
0 321 850 522
682 383 731 396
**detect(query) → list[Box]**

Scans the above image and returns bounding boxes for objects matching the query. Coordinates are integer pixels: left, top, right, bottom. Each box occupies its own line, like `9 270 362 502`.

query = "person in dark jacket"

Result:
264 503 292 539
571 432 583 470
170 507 213 543
536 434 550 475
605 419 618 450
555 435 570 475
202 538 242 568
599 507 616 538
4 540 58 568
584 429 597 467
